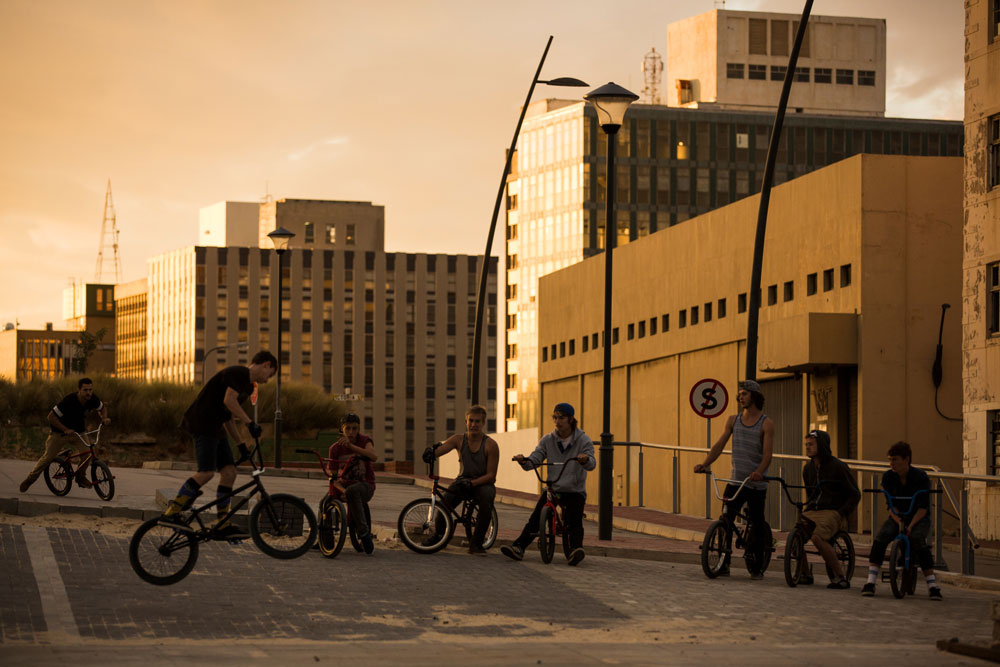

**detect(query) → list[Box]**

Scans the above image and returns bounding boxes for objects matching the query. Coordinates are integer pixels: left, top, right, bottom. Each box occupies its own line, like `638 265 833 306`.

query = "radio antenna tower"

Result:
95 179 122 283
641 47 664 105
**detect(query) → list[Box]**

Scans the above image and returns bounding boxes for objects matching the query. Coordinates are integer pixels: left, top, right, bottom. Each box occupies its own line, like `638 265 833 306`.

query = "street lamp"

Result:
585 82 638 541
470 35 587 410
202 341 249 384
267 226 295 468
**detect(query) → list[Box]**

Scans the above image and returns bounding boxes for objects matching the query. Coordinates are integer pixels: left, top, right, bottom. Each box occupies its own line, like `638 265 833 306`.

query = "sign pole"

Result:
689 378 728 521
705 417 711 519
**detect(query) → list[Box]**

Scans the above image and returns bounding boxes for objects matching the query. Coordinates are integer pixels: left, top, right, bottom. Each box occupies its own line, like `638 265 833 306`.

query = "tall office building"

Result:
502 9 964 431
114 278 147 380
961 0 1000 539
139 198 497 463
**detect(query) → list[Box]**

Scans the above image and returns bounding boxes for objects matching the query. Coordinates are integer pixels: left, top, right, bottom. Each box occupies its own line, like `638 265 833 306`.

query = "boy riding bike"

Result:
328 412 378 554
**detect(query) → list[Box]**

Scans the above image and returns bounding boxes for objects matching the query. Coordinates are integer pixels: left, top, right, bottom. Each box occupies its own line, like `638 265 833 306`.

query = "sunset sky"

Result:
0 0 964 329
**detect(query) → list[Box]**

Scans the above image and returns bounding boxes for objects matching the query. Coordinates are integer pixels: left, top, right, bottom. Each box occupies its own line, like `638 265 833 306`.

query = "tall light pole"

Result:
585 82 638 541
268 226 295 469
470 35 588 409
202 341 249 384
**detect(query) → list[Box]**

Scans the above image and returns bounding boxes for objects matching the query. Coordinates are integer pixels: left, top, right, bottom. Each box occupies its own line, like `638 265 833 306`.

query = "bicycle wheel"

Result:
91 460 115 501
888 540 906 599
129 516 199 586
825 531 855 582
464 505 499 550
250 493 317 559
317 496 347 559
43 457 73 496
784 526 808 587
700 520 730 578
349 505 372 553
397 498 453 554
538 505 556 564
905 565 918 596
745 521 773 576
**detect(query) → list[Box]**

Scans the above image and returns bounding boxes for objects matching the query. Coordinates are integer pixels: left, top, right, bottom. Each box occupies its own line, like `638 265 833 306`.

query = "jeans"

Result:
513 491 586 552
341 480 373 537
722 484 768 565
24 433 73 483
870 516 933 571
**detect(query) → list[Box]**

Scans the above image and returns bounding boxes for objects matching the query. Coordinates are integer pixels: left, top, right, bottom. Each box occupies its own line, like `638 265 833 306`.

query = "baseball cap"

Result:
553 402 575 418
741 380 762 393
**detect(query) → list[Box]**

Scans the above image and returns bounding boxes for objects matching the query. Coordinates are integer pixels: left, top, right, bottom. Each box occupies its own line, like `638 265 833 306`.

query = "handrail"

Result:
612 439 986 570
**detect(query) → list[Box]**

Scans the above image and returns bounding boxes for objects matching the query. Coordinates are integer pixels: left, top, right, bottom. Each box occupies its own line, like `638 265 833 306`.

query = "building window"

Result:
992 0 1000 43
770 19 789 56
542 347 548 362
661 314 669 332
612 327 619 344
794 67 810 82
346 224 356 246
628 323 635 340
988 262 1000 337
326 224 336 244
691 306 699 325
592 333 599 349
304 221 314 244
814 68 832 84
569 339 575 355
840 264 852 288
823 268 834 292
836 69 854 85
679 309 687 328
784 281 794 302
582 336 589 352
807 273 818 296
770 65 787 81
727 63 745 79
748 64 767 80
650 317 657 335
718 298 727 318
749 18 767 54
738 293 747 314
990 410 1000 476
767 284 778 306
989 114 1000 190
559 342 566 358
858 70 876 86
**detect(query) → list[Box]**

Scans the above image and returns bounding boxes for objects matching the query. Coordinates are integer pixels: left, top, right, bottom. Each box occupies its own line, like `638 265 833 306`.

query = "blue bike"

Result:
864 487 941 599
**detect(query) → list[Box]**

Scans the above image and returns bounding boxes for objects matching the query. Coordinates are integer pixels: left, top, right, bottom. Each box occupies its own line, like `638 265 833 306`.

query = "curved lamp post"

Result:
584 82 639 541
267 226 295 468
469 35 587 412
202 341 249 384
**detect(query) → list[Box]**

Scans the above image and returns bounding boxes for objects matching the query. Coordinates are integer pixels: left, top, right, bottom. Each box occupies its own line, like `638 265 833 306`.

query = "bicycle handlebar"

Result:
864 487 941 518
294 448 335 478
695 469 756 501
72 423 103 447
516 457 581 487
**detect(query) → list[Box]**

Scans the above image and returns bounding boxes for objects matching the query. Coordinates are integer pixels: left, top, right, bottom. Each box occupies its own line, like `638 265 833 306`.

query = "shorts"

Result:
194 433 235 472
801 509 846 541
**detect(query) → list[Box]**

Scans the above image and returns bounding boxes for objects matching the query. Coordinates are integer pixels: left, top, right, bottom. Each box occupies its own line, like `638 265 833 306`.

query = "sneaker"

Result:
212 524 250 541
929 587 943 601
500 544 524 561
799 573 815 585
360 532 375 555
717 564 731 577
75 476 92 489
19 479 32 493
420 535 440 547
861 583 876 597
468 545 488 556
750 572 764 580
567 548 586 566
157 514 194 532
827 577 850 590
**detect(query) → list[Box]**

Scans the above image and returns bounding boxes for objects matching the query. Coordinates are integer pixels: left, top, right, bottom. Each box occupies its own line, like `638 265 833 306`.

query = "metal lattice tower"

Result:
95 179 122 283
641 47 664 105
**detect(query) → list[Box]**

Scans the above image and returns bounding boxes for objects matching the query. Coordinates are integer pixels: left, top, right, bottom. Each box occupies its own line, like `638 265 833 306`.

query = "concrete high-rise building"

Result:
199 201 260 247
501 10 964 432
961 0 1000 539
667 9 886 116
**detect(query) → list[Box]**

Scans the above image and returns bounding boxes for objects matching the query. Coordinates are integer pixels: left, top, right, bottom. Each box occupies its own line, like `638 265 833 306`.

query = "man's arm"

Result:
96 400 111 425
351 438 378 462
576 435 597 470
223 387 253 424
433 433 463 458
749 417 775 482
47 409 73 435
694 415 736 472
837 464 861 517
470 440 499 487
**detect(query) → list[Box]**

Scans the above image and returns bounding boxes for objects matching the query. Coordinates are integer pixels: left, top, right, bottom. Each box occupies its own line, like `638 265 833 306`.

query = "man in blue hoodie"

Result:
500 402 596 566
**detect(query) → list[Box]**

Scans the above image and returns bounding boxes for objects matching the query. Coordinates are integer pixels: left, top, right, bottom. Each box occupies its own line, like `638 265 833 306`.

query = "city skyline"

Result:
0 0 964 329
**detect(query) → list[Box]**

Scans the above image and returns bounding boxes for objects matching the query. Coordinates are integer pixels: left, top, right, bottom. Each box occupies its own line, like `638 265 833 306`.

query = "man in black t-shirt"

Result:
20 377 110 493
159 350 277 540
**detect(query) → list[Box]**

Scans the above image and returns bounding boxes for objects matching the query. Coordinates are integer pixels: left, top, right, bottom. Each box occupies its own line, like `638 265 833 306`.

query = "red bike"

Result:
296 448 372 558
522 459 582 564
44 424 115 501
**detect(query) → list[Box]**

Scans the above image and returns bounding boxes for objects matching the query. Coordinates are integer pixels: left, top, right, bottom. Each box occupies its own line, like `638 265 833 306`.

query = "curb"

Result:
141 461 415 485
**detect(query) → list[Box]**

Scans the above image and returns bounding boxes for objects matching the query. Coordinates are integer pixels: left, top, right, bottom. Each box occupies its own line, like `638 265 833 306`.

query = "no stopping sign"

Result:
689 378 728 419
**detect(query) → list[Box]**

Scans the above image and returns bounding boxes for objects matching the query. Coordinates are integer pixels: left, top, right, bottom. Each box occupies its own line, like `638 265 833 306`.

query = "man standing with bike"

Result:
800 429 860 589
19 377 111 493
421 405 499 555
693 379 774 578
500 402 595 566
328 412 378 554
159 350 277 541
861 441 942 600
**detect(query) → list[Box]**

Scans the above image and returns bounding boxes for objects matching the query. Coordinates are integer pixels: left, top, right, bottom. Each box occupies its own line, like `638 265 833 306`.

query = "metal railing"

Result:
613 440 993 576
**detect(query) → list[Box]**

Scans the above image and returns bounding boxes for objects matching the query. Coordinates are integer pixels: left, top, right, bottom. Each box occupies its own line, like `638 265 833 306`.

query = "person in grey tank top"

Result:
694 380 775 578
422 404 499 555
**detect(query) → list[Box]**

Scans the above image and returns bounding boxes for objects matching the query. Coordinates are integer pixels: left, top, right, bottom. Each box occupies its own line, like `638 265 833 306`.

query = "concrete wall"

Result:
199 201 259 247
438 427 540 496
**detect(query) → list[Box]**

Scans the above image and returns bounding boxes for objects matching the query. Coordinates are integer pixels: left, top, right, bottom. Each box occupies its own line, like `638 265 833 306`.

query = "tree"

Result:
72 327 106 374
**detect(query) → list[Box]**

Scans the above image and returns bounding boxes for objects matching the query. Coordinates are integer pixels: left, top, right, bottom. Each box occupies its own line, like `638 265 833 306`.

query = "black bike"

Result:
129 440 317 585
768 475 855 587
397 461 498 554
698 470 773 579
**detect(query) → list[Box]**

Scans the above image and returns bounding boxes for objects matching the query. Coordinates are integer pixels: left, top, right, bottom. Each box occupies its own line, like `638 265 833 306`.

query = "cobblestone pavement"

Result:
0 521 996 665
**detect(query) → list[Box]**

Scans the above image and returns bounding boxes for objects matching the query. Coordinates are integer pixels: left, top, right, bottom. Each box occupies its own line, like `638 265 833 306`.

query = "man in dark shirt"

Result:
159 350 277 540
799 429 860 589
19 377 110 493
861 441 942 600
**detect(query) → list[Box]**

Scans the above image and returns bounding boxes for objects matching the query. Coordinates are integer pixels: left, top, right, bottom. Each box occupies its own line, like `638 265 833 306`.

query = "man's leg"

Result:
470 484 496 550
344 481 374 536
720 484 747 570
910 519 941 599
501 494 547 561
561 492 587 566
862 518 899 596
162 435 217 528
20 433 67 491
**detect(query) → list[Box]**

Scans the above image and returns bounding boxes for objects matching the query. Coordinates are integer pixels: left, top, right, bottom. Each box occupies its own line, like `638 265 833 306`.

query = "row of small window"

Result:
541 264 852 362
726 64 875 86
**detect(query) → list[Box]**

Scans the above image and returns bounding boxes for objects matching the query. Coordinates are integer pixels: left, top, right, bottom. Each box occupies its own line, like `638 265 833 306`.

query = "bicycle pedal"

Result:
227 538 244 545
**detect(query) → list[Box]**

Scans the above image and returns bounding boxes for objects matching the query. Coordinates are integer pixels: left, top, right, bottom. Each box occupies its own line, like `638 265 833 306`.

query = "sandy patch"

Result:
0 511 142 538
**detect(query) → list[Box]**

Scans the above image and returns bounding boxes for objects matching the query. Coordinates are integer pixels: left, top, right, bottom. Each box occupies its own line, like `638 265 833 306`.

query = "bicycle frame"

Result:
700 469 755 523
422 461 477 525
59 425 104 473
179 441 274 533
524 460 579 537
864 488 941 570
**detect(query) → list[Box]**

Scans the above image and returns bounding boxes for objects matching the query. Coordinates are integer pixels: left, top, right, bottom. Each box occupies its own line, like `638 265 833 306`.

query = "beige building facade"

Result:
536 155 963 529
0 325 82 381
962 0 1000 539
114 278 147 381
199 201 259 247
667 9 886 116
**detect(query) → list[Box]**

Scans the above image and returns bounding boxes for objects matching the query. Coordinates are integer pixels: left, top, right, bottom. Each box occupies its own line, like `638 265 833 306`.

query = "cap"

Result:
741 380 762 393
341 412 360 425
553 402 575 418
